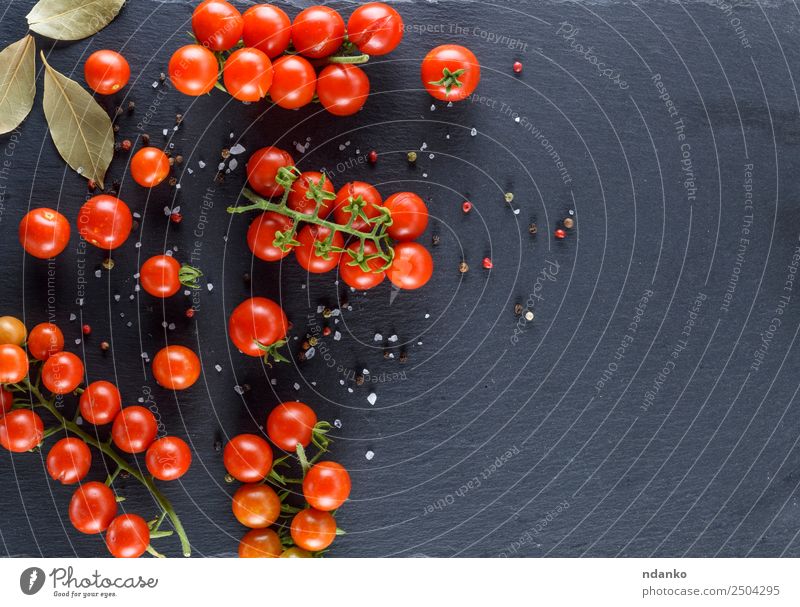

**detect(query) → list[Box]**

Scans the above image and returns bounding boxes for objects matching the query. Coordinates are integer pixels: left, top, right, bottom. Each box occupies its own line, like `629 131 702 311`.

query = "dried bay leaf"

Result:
41 52 113 188
0 35 36 135
27 0 125 41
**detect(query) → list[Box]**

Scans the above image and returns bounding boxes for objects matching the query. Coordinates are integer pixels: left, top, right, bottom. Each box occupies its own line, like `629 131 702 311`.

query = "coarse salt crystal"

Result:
367 393 377 405
365 450 374 460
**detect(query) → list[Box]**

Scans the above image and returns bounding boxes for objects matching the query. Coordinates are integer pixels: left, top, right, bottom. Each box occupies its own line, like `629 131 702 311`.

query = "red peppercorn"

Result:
482 257 493 269
185 308 195 318
170 212 183 224
82 324 91 335
368 150 378 164
513 61 523 74
322 327 332 337
121 139 132 151
554 228 567 240
462 201 472 213
87 179 97 191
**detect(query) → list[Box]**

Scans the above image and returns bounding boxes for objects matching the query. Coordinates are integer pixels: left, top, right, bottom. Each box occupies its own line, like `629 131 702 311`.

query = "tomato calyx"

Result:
429 66 466 96
178 264 204 289
254 337 290 365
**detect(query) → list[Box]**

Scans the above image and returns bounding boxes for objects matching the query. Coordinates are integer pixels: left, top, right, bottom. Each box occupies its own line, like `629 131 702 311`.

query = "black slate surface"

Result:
1 0 800 558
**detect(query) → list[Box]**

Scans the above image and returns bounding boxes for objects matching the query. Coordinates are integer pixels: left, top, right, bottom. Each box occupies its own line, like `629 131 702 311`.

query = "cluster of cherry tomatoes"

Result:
224 400 349 557
242 145 434 290
0 316 193 558
168 1 403 115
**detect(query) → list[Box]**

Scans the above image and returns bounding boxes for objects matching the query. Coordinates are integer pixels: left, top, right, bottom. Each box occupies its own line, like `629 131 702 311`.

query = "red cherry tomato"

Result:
0 409 43 452
130 147 170 187
332 181 382 231
287 171 334 216
27 322 64 361
19 208 71 259
347 2 403 56
239 528 282 558
46 437 92 485
145 436 192 481
79 380 122 425
294 225 343 273
269 55 316 109
291 6 345 58
383 192 429 241
386 242 433 290
303 461 351 511
421 44 481 102
228 297 288 357
339 240 386 290
140 255 182 298
316 64 369 116
168 44 219 96
232 483 281 528
246 147 294 198
247 212 294 262
223 433 273 482
290 508 336 551
242 4 291 58
69 481 117 534
84 50 130 95
192 0 243 51
112 406 158 454
0 344 28 383
223 48 273 102
0 387 12 413
41 351 84 395
77 195 132 250
105 513 150 558
266 401 317 451
152 345 201 390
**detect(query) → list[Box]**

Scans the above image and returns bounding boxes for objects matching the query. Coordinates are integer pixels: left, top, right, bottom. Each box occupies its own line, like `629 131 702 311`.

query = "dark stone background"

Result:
1 0 800 557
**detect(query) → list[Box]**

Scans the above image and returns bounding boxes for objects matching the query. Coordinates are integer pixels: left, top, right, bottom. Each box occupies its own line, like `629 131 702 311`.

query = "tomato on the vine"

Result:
84 50 130 95
0 316 27 346
0 387 12 413
347 2 404 56
228 297 288 357
0 344 28 384
41 351 84 395
332 181 382 231
223 433 273 482
27 322 64 361
291 6 345 58
246 147 294 198
111 406 158 454
79 380 122 425
130 147 170 188
223 48 273 102
269 55 316 110
232 483 281 528
152 345 201 390
316 64 369 116
192 0 243 51
46 438 92 485
0 409 43 452
146 436 192 481
383 192 429 241
294 225 343 273
140 255 186 298
168 44 219 96
77 195 132 250
69 481 117 534
106 513 150 558
238 528 282 558
247 211 294 262
386 242 433 290
339 240 386 290
19 208 71 259
287 171 334 216
421 44 481 102
266 401 316 451
290 508 336 551
242 4 291 58
303 461 351 511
